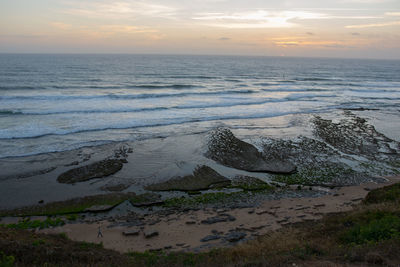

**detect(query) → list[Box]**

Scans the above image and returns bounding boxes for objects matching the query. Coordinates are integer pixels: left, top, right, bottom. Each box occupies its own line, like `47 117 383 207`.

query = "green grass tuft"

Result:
364 183 400 204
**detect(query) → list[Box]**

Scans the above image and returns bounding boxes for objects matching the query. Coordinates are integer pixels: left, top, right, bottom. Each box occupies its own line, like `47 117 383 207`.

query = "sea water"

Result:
0 54 399 158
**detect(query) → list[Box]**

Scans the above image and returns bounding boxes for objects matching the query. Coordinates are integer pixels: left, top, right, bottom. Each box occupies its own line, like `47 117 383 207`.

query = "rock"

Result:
144 230 159 238
225 232 246 242
122 229 140 236
145 165 231 191
200 235 221 242
201 214 236 224
185 220 196 225
176 243 185 247
65 161 79 167
100 183 130 192
84 204 115 212
130 193 164 207
57 159 123 184
207 128 296 174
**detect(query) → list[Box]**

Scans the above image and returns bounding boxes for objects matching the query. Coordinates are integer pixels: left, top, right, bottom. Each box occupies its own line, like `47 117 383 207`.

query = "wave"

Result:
0 107 329 140
0 110 23 115
1 93 336 116
0 89 257 101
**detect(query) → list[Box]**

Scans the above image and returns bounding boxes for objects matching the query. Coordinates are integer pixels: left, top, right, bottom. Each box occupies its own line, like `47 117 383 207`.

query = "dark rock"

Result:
200 235 221 242
100 183 130 192
185 220 196 225
57 159 123 184
122 229 140 236
207 128 296 174
120 159 128 163
145 165 231 191
201 214 236 224
225 232 246 242
65 161 79 167
144 230 159 238
130 193 164 207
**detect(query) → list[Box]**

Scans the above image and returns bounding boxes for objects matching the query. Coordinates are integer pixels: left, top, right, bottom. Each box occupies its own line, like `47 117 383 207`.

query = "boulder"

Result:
57 159 123 184
206 128 296 174
145 165 230 192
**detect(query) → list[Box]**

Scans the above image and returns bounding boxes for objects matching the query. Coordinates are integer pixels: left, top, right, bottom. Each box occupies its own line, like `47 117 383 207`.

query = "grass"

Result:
0 192 136 217
364 182 400 204
0 251 14 267
1 217 65 230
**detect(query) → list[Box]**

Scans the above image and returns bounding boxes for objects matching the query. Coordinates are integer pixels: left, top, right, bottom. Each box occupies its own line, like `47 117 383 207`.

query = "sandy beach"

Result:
38 176 400 253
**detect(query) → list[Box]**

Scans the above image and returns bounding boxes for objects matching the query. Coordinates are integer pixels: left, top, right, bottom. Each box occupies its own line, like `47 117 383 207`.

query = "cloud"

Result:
218 37 231 41
64 1 177 20
99 25 157 34
341 0 394 3
351 32 361 35
306 32 314 35
346 20 400 28
51 22 73 30
193 10 326 28
385 12 400 16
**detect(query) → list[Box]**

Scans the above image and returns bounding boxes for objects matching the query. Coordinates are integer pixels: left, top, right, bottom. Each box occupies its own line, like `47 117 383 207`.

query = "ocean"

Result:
0 54 399 159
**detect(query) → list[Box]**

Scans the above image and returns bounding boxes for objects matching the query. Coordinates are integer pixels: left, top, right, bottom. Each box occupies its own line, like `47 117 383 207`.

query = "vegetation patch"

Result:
230 176 274 191
1 217 65 230
341 213 400 245
0 192 136 217
0 251 15 267
364 182 400 204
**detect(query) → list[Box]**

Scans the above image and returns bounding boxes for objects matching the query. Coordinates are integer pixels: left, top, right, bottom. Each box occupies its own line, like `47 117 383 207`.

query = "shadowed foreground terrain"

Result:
1 182 400 267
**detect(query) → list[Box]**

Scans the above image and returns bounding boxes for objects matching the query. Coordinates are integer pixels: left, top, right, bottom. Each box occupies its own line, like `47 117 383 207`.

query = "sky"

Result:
0 0 399 59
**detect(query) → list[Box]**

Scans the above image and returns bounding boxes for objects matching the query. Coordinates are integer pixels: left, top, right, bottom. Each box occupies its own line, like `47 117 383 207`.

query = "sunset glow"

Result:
1 0 399 58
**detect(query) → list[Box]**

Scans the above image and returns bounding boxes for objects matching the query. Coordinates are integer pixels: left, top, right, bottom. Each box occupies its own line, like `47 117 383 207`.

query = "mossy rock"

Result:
145 165 231 192
57 159 123 184
207 128 296 174
130 193 164 207
231 176 274 191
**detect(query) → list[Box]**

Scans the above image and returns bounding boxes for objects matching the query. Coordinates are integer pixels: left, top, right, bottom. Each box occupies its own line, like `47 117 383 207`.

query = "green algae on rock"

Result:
57 159 123 184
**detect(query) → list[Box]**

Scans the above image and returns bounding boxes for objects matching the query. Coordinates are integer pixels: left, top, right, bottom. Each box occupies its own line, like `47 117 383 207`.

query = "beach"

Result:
0 55 399 264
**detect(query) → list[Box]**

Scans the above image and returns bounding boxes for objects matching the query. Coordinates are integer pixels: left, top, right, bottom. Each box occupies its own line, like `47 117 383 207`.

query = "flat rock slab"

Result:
201 214 236 224
145 165 230 191
144 230 159 238
225 232 246 242
122 229 140 236
84 204 115 212
129 193 164 207
207 128 296 174
200 235 221 242
58 159 123 184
